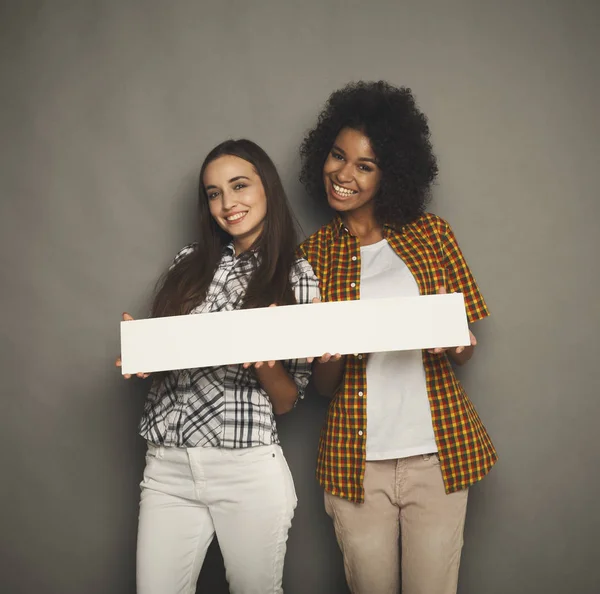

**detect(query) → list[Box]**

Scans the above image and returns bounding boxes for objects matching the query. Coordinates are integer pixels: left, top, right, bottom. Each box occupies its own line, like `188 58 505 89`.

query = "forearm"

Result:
312 357 346 397
254 362 299 415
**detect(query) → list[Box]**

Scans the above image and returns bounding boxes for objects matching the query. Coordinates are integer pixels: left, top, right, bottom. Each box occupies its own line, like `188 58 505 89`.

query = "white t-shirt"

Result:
360 239 438 460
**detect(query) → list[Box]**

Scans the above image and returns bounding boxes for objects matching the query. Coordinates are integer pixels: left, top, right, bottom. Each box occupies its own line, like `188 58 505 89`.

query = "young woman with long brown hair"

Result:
117 139 319 594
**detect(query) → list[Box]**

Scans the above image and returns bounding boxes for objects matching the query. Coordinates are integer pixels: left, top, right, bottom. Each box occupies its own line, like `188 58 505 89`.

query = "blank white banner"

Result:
120 293 470 375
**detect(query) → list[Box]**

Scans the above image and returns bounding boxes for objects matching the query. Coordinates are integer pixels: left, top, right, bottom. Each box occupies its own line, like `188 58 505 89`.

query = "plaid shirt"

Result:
139 243 320 448
298 213 497 503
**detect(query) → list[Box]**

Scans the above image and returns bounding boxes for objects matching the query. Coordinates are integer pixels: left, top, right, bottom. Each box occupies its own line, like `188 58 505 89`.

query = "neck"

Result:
233 229 262 257
341 206 383 246
233 237 253 256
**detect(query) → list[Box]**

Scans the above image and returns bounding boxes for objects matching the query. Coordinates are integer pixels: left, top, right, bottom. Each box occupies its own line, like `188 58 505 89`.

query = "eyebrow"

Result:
332 144 378 165
205 175 250 190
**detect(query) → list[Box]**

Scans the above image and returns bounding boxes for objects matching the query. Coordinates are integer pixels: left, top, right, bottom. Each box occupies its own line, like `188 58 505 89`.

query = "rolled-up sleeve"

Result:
281 258 321 402
441 222 490 324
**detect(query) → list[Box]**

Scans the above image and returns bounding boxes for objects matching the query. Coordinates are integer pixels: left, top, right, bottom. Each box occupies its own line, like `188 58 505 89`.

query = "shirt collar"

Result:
331 215 346 240
223 241 261 261
330 214 402 240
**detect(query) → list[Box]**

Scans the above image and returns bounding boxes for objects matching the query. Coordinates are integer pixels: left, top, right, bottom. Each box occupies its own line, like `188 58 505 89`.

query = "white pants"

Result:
136 443 297 594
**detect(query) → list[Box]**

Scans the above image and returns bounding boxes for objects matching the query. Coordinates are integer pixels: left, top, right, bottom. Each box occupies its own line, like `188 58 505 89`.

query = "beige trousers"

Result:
324 454 468 594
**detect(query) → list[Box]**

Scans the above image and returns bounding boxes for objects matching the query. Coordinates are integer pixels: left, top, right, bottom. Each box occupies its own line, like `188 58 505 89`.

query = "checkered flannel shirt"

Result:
298 213 497 503
139 243 320 448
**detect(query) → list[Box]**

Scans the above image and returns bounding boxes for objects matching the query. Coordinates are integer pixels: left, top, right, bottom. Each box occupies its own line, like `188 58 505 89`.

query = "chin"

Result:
328 198 353 212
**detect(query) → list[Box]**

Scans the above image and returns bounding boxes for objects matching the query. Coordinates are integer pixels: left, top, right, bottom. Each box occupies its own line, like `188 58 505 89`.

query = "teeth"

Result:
227 212 247 221
333 183 356 196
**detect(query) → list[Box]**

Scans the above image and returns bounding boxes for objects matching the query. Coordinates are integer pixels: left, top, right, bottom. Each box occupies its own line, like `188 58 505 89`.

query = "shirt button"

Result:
358 354 363 360
358 430 363 436
358 391 363 397
352 256 357 261
350 282 356 288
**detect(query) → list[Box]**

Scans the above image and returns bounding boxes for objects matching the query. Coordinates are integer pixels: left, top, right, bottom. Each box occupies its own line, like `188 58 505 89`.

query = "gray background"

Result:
1 0 599 593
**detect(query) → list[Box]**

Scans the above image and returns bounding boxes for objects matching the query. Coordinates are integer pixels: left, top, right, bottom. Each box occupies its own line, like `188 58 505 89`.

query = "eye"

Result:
233 183 247 191
358 164 373 172
331 150 344 161
207 190 220 200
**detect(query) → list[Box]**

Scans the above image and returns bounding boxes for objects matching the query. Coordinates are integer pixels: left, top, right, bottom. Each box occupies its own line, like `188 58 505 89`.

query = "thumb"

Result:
122 312 134 321
470 330 477 346
436 286 447 295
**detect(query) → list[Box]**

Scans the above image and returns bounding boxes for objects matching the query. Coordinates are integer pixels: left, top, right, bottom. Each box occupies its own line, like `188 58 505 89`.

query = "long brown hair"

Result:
151 139 298 317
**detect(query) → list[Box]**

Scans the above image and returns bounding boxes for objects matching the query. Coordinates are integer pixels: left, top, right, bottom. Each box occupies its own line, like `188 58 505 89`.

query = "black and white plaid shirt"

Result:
139 243 320 448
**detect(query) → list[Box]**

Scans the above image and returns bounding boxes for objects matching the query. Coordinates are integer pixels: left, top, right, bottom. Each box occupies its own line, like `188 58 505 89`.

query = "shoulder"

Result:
170 242 199 269
176 242 199 257
297 220 337 259
401 212 455 244
298 220 337 252
407 212 450 234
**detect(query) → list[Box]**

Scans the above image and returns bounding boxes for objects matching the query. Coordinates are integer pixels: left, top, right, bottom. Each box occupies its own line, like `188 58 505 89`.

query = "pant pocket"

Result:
231 444 278 463
324 490 334 518
423 452 441 466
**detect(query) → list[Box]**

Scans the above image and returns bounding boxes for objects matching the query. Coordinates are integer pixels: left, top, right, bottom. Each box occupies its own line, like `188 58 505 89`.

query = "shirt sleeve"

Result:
281 258 321 402
441 222 490 324
145 243 199 317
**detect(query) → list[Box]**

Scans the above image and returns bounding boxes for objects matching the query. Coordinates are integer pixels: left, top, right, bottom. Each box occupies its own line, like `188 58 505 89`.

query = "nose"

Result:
335 161 354 183
221 189 238 210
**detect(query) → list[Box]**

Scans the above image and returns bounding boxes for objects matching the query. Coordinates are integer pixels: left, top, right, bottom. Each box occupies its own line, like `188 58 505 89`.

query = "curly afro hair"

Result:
300 81 438 228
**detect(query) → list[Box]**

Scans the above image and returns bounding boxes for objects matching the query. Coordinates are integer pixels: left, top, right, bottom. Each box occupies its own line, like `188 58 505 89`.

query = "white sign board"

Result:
120 294 470 375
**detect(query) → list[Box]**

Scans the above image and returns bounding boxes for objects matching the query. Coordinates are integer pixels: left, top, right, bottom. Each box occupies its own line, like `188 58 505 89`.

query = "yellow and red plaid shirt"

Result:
298 212 497 503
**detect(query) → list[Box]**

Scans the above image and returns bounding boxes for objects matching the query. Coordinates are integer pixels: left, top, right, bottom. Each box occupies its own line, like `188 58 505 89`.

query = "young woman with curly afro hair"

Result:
298 81 497 594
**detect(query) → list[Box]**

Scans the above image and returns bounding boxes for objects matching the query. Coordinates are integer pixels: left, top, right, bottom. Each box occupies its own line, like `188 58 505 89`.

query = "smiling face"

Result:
322 127 382 216
203 155 268 254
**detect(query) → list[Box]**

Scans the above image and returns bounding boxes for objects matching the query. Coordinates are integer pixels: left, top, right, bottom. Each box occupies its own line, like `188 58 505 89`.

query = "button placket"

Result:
358 385 365 437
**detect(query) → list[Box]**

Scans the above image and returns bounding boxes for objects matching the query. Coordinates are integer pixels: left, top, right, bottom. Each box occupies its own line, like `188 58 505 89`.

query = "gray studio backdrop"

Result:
1 1 599 593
